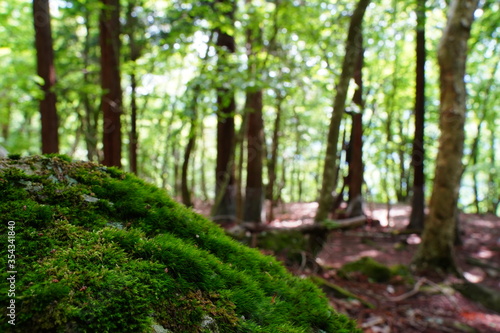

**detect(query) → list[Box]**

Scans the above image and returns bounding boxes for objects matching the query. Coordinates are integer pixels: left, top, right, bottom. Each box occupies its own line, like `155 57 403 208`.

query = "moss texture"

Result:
0 155 360 333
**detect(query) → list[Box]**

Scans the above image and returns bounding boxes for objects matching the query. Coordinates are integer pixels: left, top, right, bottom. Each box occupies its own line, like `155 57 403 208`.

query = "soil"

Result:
195 201 500 333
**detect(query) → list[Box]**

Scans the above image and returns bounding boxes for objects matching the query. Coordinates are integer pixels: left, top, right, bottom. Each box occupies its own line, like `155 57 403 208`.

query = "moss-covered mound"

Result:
0 156 360 333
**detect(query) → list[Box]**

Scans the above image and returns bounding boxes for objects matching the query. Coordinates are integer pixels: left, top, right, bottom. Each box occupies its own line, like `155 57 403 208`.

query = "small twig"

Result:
386 278 426 302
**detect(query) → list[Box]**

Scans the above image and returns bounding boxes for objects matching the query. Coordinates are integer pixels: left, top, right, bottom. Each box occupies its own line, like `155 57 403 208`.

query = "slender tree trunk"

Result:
199 123 209 202
33 0 59 154
100 0 122 167
412 0 479 275
347 113 363 206
487 130 498 214
396 119 409 202
244 90 264 223
408 0 426 230
212 1 237 223
173 144 181 197
1 104 10 141
181 88 199 207
464 58 498 214
347 33 364 210
266 92 283 222
243 0 264 224
291 108 302 203
234 111 248 223
213 91 236 220
181 121 196 207
315 0 370 223
82 11 99 162
126 1 141 174
129 72 138 173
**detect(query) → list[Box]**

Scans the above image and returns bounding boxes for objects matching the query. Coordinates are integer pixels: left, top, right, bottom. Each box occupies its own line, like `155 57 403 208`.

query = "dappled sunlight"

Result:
476 247 494 259
466 216 497 229
406 234 421 245
344 249 384 263
271 219 309 228
366 203 412 228
269 202 317 227
464 268 485 283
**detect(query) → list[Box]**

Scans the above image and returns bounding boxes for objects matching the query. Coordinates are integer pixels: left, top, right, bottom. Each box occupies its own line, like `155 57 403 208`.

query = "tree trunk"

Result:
315 0 370 223
181 118 196 207
244 90 264 223
487 129 498 215
199 124 209 202
181 85 200 207
33 0 59 154
464 59 498 214
126 2 141 174
173 144 181 197
291 108 302 203
347 113 363 205
408 0 426 230
266 92 283 222
212 1 237 223
100 0 122 167
412 0 479 275
235 111 248 223
347 33 364 211
129 72 138 173
81 10 99 162
243 0 264 224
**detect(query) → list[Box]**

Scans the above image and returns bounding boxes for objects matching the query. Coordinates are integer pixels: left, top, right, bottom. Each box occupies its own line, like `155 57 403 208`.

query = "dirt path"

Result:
278 202 500 333
195 200 500 332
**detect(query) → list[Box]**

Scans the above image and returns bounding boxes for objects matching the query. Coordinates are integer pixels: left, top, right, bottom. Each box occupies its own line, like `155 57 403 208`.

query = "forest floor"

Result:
194 201 500 333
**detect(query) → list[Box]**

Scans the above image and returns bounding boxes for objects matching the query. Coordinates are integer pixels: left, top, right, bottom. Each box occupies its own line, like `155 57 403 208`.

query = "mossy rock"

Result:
239 230 308 266
338 257 392 283
0 155 360 333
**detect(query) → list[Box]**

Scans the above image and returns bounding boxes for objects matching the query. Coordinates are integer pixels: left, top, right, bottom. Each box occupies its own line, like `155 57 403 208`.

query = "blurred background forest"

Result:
0 0 498 217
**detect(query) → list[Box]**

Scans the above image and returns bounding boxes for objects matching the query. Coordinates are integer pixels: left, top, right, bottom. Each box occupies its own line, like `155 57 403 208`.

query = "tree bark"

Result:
181 124 196 207
180 85 201 208
266 92 283 222
100 0 123 167
235 111 248 223
125 2 141 174
81 10 99 162
347 33 364 209
212 0 237 223
33 0 59 154
181 115 196 207
243 0 264 224
408 0 426 230
347 113 363 206
315 0 370 223
412 0 479 275
244 90 264 223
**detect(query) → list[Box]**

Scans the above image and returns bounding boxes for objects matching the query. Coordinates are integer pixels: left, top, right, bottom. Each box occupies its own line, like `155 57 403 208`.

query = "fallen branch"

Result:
453 282 500 313
310 275 375 309
466 256 500 272
386 278 426 302
242 215 366 234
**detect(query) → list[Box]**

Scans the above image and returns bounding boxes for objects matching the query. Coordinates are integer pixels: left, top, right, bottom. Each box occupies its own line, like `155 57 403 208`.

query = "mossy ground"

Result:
0 155 360 333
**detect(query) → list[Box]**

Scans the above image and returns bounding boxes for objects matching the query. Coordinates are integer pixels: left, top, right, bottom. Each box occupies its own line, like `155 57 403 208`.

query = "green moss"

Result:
7 153 21 160
0 156 360 332
338 257 392 283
